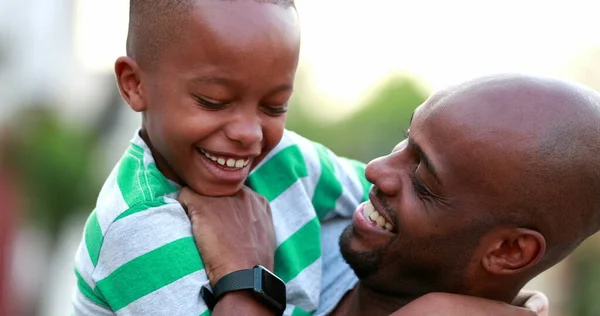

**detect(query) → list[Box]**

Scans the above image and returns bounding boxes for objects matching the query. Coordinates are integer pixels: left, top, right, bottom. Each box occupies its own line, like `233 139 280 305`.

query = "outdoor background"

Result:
1 0 600 315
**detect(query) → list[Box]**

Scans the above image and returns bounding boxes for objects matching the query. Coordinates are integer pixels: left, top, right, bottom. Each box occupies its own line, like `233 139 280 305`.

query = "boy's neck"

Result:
139 128 185 186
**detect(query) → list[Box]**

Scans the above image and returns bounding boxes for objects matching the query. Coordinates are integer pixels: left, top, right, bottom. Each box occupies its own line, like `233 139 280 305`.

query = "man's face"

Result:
340 93 511 297
139 1 300 196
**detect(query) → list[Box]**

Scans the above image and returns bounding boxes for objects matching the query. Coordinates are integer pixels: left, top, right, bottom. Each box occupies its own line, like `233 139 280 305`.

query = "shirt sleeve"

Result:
74 201 211 316
309 142 371 221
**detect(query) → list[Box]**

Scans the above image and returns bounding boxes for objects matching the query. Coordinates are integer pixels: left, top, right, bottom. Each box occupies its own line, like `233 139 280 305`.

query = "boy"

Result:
72 1 368 315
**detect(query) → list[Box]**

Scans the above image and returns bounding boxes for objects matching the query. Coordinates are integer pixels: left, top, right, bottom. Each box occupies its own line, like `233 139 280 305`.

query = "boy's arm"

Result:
72 286 115 316
75 203 212 316
310 142 370 221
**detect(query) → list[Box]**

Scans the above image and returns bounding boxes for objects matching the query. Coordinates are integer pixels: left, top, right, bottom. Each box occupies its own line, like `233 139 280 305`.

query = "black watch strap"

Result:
213 268 255 300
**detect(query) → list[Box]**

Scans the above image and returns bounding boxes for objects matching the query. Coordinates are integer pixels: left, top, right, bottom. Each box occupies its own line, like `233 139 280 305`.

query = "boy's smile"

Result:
116 0 300 196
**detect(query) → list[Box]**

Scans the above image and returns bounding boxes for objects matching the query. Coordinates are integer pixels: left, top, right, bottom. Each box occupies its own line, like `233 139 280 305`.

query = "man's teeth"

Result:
363 201 394 232
200 150 250 169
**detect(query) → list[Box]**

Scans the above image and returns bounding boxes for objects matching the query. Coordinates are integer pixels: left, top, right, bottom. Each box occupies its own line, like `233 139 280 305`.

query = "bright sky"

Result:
74 0 600 118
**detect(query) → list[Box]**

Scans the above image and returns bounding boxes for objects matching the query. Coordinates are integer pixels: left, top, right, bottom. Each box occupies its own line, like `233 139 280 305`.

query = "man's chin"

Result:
339 225 383 280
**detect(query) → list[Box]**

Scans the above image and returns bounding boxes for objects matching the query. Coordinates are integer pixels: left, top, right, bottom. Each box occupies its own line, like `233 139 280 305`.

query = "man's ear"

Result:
115 56 146 112
481 228 546 275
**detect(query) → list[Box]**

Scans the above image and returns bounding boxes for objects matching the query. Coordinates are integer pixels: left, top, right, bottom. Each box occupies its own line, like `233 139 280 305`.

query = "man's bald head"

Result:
126 0 295 69
340 74 600 309
429 74 600 271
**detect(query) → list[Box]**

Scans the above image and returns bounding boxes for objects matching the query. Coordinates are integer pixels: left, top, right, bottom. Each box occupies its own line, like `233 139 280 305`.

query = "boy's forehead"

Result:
161 0 299 66
128 0 298 68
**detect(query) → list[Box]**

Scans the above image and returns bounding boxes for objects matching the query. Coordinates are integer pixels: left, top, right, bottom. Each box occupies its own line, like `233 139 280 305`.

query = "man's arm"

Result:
390 292 546 316
178 187 281 316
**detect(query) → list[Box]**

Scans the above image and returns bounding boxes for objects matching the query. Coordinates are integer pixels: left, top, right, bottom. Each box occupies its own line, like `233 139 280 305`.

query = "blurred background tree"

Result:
287 76 427 162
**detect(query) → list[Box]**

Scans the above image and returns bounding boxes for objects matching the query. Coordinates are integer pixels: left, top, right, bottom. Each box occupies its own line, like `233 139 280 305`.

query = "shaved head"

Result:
340 74 600 310
126 0 295 69
428 74 600 272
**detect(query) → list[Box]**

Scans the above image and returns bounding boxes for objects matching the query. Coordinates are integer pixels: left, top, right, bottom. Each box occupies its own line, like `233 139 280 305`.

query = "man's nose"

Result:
365 154 402 197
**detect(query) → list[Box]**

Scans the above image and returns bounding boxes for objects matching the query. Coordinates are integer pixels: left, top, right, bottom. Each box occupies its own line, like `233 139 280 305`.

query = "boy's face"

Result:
135 1 300 196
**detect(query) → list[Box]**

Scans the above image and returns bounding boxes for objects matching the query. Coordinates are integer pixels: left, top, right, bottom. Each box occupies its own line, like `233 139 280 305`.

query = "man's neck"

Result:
335 283 417 316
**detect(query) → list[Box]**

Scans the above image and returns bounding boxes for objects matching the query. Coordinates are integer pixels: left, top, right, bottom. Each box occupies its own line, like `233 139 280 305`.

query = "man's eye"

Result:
193 95 228 110
409 171 431 198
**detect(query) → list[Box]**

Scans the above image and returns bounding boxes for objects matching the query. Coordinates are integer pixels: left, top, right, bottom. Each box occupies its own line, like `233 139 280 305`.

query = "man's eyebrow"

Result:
409 111 415 124
411 141 441 186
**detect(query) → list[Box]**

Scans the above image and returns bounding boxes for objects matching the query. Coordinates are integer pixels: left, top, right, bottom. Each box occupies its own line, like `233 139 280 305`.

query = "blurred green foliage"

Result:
287 76 427 162
569 240 600 316
8 107 101 239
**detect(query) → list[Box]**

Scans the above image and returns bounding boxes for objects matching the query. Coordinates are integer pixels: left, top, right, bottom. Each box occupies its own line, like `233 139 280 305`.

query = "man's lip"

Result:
353 203 395 237
368 188 395 228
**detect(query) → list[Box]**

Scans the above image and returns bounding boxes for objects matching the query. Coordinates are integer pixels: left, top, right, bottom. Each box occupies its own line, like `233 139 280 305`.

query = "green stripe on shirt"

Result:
312 143 343 220
96 237 203 311
344 158 370 202
274 217 321 282
292 307 315 316
117 143 178 208
248 145 308 202
114 199 170 222
84 210 103 267
75 268 110 308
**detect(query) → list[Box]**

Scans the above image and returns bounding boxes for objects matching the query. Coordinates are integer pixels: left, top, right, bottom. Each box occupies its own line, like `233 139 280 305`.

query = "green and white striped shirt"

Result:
73 129 369 316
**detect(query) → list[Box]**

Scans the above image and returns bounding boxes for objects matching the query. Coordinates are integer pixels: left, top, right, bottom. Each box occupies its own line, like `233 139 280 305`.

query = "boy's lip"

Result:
197 147 259 159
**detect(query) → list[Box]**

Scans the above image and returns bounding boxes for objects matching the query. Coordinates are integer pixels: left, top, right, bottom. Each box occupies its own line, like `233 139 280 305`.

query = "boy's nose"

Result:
225 115 263 147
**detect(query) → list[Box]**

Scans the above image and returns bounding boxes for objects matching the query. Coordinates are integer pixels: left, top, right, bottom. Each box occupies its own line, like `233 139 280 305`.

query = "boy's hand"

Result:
390 292 547 316
178 186 276 287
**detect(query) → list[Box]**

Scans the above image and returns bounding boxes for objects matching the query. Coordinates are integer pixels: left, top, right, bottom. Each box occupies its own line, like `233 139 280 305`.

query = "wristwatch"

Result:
201 265 286 315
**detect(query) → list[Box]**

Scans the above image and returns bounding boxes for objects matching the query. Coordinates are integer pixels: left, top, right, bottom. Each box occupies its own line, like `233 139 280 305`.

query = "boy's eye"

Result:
263 103 288 116
193 95 228 110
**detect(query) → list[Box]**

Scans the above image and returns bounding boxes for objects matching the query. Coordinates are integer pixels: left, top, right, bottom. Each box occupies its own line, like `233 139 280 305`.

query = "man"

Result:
332 74 600 315
179 74 599 315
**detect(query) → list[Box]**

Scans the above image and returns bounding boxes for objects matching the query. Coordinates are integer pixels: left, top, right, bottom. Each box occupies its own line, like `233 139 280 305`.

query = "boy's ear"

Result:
115 56 146 112
481 228 546 276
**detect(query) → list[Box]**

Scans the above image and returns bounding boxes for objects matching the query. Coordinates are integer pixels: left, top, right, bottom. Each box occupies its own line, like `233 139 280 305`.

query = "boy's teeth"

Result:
362 201 395 232
226 158 235 167
201 149 250 170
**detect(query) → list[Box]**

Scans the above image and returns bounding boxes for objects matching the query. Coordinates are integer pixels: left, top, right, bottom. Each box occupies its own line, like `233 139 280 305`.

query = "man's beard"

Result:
339 225 385 279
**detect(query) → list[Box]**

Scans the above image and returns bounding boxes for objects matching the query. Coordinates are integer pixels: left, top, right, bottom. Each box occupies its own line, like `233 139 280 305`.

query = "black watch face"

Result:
258 269 286 309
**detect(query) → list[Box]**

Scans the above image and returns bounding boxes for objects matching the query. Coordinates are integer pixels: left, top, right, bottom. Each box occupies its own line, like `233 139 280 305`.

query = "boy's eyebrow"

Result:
191 76 294 93
192 76 232 85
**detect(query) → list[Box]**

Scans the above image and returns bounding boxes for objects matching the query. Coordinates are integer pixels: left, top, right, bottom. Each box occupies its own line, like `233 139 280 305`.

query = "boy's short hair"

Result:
126 0 295 69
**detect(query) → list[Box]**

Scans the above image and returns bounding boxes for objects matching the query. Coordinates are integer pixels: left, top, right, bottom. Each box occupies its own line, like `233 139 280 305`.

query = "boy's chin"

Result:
188 181 244 197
